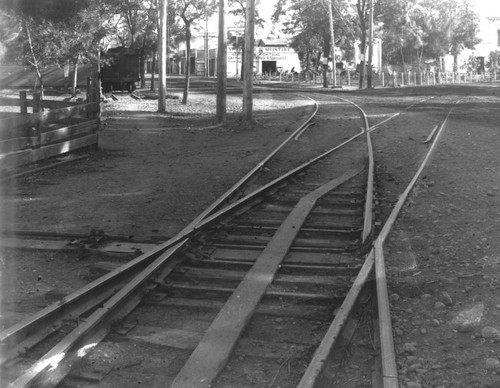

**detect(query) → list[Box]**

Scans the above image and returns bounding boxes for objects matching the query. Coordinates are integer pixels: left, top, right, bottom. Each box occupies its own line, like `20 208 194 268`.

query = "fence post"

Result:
32 92 41 113
381 72 384 87
19 91 27 114
32 93 41 148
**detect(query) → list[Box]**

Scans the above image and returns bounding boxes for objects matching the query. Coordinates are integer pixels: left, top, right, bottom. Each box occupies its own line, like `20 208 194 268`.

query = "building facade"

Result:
177 37 301 77
447 5 500 72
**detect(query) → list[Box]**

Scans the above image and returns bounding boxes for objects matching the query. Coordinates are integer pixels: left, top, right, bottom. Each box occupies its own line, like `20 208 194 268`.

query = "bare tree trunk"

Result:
359 40 367 89
72 59 79 96
25 20 44 100
216 0 228 123
242 0 255 120
151 49 156 91
158 0 167 112
140 48 146 88
322 60 328 88
240 40 245 81
182 23 192 105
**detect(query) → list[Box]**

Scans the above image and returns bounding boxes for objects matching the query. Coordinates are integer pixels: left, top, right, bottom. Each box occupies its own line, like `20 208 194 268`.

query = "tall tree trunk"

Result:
158 0 167 112
359 40 367 89
182 23 192 105
322 59 328 88
240 40 245 81
150 50 156 91
140 48 146 88
242 0 255 120
216 0 228 123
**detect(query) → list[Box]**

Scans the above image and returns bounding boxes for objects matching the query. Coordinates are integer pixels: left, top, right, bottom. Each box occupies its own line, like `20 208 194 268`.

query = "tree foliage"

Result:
172 0 217 104
273 0 352 83
377 0 480 70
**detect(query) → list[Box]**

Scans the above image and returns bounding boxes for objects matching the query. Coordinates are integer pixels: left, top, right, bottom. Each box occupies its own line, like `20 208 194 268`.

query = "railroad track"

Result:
1 90 456 387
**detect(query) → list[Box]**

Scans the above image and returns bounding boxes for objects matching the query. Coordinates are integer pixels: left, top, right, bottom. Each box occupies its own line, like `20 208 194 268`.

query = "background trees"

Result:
376 0 480 72
0 0 484 95
273 0 352 87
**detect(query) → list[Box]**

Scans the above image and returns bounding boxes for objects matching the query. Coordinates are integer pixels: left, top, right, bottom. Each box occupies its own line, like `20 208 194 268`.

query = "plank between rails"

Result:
170 169 361 388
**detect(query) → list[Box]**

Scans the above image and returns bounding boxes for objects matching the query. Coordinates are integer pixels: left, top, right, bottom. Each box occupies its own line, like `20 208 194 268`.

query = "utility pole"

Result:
328 0 336 87
242 0 255 121
216 0 227 123
158 0 167 112
367 0 374 88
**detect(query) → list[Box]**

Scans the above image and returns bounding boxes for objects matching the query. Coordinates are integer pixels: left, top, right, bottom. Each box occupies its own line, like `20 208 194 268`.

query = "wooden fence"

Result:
0 80 100 174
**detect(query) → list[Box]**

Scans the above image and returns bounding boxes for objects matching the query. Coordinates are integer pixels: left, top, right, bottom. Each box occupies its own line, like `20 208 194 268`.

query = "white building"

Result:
177 37 301 77
448 3 500 72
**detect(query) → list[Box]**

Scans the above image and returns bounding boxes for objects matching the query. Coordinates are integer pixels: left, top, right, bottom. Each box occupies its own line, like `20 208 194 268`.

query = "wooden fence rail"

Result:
0 87 99 173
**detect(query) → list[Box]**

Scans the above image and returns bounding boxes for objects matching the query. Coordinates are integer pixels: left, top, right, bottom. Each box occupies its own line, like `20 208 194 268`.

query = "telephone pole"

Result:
158 0 167 112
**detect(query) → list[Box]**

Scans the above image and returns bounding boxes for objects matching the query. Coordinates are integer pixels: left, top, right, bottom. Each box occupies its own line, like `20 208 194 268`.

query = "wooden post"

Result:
86 77 91 103
32 92 41 113
19 91 27 114
32 92 41 148
348 70 351 86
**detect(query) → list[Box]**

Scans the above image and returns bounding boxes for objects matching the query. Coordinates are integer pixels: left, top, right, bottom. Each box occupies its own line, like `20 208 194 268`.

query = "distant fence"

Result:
254 70 500 88
0 78 100 173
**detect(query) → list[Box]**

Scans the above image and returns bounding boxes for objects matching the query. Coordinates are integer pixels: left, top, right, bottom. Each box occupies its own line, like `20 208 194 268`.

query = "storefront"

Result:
177 37 301 77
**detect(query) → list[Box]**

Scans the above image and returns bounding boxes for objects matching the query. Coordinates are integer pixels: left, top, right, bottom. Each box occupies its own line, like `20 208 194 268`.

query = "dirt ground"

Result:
1 82 500 387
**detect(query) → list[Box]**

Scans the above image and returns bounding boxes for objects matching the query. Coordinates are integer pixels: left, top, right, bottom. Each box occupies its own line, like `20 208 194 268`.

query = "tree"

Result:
229 0 264 80
173 0 216 104
487 51 500 74
0 0 117 97
355 0 369 88
378 0 480 72
273 0 351 87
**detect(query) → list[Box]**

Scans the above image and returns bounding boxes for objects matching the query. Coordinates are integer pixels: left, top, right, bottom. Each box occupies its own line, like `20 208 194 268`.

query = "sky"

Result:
202 0 500 41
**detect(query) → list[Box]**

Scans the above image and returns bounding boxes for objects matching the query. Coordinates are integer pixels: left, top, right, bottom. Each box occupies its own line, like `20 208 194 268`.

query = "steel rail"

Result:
299 96 458 388
298 94 375 387
373 101 457 388
0 94 319 364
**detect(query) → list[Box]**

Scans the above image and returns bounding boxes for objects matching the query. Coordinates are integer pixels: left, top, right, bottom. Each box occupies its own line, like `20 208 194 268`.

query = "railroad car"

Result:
101 47 140 93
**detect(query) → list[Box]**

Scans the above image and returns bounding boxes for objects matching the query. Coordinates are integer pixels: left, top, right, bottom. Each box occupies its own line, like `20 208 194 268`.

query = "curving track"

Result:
1 87 460 387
